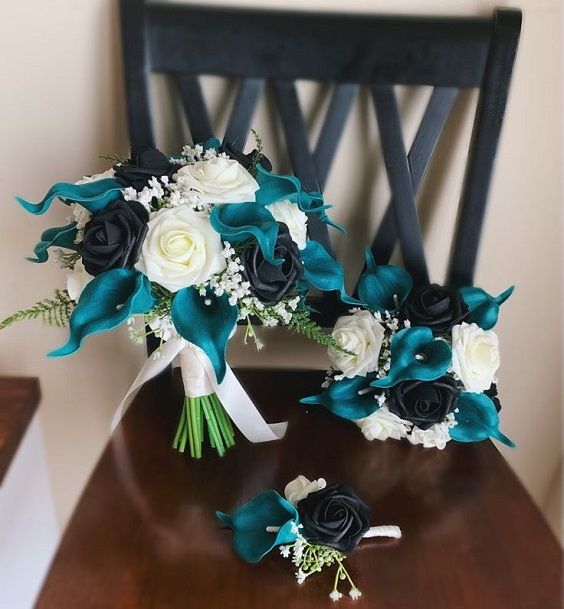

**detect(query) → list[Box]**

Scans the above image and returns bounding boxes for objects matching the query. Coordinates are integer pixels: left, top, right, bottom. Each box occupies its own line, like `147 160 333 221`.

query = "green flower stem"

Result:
173 394 237 459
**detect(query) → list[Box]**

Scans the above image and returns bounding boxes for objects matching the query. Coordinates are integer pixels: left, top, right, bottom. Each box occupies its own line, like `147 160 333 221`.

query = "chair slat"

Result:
223 78 265 149
120 0 155 154
371 84 429 286
369 87 458 267
448 9 522 287
174 74 214 144
314 84 359 191
272 80 332 253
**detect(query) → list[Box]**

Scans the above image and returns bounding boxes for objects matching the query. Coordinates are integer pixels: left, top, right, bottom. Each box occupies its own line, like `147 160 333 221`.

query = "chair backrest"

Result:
119 0 521 326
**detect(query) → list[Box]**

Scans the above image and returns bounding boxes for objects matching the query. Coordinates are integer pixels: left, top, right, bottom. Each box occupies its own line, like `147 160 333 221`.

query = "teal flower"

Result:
371 326 452 388
216 490 299 563
459 286 514 330
357 249 412 313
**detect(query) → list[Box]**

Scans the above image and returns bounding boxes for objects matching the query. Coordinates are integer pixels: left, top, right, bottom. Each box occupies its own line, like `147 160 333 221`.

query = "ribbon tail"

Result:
192 349 287 443
111 338 186 431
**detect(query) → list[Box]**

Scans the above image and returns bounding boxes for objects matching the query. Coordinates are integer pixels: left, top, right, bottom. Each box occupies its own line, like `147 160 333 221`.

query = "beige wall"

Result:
0 0 561 541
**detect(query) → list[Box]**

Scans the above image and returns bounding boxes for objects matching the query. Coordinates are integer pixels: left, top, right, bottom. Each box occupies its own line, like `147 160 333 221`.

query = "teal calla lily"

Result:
171 288 237 384
16 178 123 216
254 165 344 232
27 222 78 263
216 490 299 563
450 392 515 447
371 327 452 388
459 286 514 330
300 375 380 420
48 269 155 358
210 202 283 265
357 248 413 313
300 241 364 306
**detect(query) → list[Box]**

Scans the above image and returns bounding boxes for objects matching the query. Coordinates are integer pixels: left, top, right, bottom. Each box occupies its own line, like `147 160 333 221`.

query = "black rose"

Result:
400 283 468 336
388 376 460 430
485 383 502 413
114 148 180 191
221 142 272 172
241 223 303 305
79 199 149 276
296 483 372 553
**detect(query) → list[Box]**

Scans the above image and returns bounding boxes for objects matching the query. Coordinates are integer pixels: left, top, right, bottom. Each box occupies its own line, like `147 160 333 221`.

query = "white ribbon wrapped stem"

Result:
112 338 287 444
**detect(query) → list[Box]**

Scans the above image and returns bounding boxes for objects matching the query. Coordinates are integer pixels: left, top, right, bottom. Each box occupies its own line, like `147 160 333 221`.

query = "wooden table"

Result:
0 376 40 485
36 370 561 608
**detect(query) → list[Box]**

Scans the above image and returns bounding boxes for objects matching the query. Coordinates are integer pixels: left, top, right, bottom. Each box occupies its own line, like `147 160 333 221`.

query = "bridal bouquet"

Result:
302 249 515 450
2 137 359 458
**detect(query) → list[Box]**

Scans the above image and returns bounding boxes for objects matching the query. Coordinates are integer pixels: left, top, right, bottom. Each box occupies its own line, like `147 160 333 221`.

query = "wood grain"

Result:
0 376 40 485
36 370 561 608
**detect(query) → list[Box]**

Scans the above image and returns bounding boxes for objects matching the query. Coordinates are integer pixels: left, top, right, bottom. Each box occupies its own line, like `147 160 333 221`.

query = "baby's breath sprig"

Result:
248 129 265 175
54 249 81 270
280 533 362 602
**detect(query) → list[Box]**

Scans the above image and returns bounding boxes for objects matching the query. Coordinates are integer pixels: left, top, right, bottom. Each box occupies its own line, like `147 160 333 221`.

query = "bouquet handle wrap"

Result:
112 338 287 444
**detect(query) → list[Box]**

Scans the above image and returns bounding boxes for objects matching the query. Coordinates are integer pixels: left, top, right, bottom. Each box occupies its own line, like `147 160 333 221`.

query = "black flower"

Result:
296 484 372 553
400 284 468 336
484 383 502 413
79 199 149 276
241 223 303 305
114 148 180 191
221 142 272 172
388 376 460 430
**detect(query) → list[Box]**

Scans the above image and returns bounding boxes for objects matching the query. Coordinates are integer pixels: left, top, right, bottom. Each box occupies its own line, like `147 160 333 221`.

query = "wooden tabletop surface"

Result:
36 369 561 609
0 376 40 485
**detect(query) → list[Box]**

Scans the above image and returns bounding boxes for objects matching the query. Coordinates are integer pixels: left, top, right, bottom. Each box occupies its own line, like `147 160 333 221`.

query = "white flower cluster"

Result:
70 203 92 244
203 242 252 306
123 176 169 212
407 412 457 450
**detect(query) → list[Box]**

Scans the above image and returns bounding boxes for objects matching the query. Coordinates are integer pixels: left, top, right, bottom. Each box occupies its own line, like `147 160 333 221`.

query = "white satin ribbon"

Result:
111 338 287 444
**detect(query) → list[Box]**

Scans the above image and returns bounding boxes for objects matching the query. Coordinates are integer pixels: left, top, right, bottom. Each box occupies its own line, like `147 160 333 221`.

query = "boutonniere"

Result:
217 475 401 601
302 248 515 450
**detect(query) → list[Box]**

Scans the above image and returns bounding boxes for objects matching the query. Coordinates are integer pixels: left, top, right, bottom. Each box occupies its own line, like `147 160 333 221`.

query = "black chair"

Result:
119 0 521 329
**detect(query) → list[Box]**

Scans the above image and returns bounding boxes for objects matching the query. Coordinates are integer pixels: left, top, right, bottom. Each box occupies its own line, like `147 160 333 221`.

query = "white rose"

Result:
75 167 115 184
135 206 226 292
327 310 385 378
451 322 500 393
174 157 259 203
265 199 308 249
355 406 412 441
66 260 94 302
284 475 327 505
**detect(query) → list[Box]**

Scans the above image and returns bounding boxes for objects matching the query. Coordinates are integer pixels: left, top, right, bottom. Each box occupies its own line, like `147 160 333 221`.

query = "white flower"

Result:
355 406 412 441
265 199 308 249
71 204 92 230
407 414 456 450
327 311 385 378
74 167 115 184
349 588 362 600
148 315 176 342
329 590 343 601
284 475 327 505
174 156 259 203
451 322 500 393
66 260 94 302
135 206 226 292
